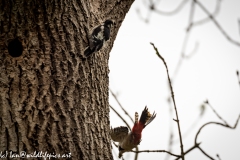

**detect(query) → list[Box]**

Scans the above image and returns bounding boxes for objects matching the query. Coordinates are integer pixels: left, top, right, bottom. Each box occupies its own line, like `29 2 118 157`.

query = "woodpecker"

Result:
110 106 157 158
84 20 114 57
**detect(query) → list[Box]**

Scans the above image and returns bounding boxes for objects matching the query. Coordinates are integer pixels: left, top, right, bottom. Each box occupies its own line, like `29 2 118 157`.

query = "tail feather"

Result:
139 106 156 128
135 112 139 124
84 47 94 57
144 111 156 128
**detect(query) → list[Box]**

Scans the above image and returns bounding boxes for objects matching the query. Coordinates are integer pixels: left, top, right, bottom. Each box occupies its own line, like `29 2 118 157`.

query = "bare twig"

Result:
194 115 240 159
150 43 185 160
205 100 228 125
109 105 131 130
136 8 149 23
239 19 240 36
188 0 196 27
216 154 222 160
191 0 221 27
110 89 134 123
112 143 119 159
236 70 240 88
154 0 189 16
112 141 118 148
131 149 181 158
174 142 201 160
183 142 200 155
172 0 222 80
173 104 206 143
134 147 139 160
182 42 199 59
164 132 173 160
164 97 174 160
175 101 240 159
175 114 240 159
171 0 195 80
195 0 240 46
198 146 215 160
137 0 188 23
195 115 240 145
136 0 161 23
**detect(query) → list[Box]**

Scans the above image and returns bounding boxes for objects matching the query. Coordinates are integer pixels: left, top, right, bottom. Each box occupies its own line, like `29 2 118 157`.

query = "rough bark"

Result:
0 0 134 159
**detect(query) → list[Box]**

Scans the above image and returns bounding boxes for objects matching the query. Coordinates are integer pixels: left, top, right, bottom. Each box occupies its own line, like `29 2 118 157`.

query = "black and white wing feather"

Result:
110 126 129 142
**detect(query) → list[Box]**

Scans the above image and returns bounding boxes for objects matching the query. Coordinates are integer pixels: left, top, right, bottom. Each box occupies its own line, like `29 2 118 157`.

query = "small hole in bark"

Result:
8 38 23 57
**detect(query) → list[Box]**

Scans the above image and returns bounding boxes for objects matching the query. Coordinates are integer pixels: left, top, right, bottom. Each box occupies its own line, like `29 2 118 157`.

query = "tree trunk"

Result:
0 0 134 159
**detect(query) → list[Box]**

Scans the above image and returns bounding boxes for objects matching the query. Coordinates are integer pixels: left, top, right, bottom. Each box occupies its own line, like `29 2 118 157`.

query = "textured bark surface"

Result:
0 0 134 159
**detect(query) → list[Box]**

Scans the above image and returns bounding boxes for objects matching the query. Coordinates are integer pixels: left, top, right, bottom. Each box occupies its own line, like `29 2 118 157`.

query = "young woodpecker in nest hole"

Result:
110 106 157 158
84 20 114 57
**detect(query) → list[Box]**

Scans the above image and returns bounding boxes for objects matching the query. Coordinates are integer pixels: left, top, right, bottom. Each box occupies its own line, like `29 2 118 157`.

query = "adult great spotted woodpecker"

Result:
110 106 156 158
84 20 114 57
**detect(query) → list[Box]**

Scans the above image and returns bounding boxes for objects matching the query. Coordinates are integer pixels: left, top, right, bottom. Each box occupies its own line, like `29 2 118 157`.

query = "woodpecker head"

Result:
104 19 114 28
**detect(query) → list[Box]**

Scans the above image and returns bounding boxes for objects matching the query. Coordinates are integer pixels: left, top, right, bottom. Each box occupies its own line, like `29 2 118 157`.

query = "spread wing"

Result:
110 126 129 142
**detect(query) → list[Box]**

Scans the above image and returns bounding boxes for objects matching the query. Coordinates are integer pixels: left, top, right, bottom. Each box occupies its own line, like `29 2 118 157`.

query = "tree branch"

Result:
193 116 240 159
236 70 240 88
150 42 185 160
191 0 221 27
153 0 189 16
197 146 215 160
194 115 240 145
131 149 181 158
174 142 201 160
194 0 240 47
204 100 228 125
216 154 222 160
110 89 134 123
172 0 222 80
109 105 131 130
